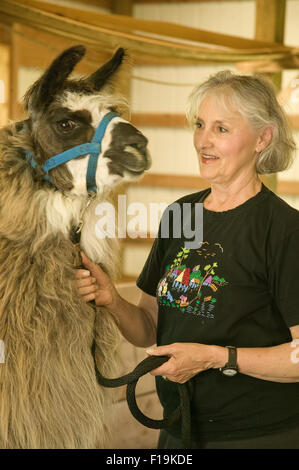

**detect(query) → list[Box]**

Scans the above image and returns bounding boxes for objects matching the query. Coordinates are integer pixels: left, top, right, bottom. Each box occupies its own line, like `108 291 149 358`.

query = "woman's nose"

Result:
195 128 213 149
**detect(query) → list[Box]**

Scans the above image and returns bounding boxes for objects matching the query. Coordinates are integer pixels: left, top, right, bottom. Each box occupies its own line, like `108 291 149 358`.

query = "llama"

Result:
0 45 150 448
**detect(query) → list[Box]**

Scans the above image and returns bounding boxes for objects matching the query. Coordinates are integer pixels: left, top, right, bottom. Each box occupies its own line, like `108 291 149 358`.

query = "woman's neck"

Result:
204 176 262 212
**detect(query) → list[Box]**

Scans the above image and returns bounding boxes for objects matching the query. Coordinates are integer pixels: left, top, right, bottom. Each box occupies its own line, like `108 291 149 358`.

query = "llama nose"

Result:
126 132 150 168
127 128 148 153
113 122 150 168
130 134 148 153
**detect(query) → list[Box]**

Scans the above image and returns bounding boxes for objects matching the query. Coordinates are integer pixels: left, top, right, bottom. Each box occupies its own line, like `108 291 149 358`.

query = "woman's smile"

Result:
201 153 220 164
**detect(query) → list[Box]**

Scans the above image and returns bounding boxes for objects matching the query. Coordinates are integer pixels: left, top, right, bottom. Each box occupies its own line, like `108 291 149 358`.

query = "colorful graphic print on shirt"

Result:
157 242 228 319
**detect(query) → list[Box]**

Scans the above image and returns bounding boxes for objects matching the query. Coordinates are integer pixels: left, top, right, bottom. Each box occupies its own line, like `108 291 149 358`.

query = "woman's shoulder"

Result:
261 184 299 238
263 184 299 219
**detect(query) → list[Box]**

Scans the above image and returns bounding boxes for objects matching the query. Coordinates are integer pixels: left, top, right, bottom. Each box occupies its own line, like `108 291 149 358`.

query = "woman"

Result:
76 71 299 449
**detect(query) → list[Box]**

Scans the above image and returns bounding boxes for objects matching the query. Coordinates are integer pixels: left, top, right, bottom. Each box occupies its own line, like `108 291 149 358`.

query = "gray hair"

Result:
186 70 296 174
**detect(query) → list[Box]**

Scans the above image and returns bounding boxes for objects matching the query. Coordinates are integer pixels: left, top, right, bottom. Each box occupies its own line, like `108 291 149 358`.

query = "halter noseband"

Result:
24 111 120 193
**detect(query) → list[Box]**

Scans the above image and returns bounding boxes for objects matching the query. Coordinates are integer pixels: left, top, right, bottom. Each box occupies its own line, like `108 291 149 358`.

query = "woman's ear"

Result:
256 126 274 153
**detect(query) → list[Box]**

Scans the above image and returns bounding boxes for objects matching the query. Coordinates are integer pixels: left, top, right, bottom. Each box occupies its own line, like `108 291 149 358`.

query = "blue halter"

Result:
25 111 120 192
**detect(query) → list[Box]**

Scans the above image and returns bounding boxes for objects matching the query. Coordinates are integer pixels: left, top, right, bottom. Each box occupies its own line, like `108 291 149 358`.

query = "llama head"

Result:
23 45 150 196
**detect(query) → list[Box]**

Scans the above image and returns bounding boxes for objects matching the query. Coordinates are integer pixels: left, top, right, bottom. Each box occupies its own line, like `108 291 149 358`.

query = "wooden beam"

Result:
71 0 112 9
121 236 155 246
277 180 299 196
132 113 188 128
11 26 261 67
129 172 299 196
132 112 299 130
134 0 253 2
135 173 210 190
10 24 110 73
5 23 239 68
237 55 299 72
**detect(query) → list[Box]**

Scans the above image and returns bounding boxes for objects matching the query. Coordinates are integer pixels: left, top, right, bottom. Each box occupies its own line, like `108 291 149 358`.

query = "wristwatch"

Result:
219 346 238 377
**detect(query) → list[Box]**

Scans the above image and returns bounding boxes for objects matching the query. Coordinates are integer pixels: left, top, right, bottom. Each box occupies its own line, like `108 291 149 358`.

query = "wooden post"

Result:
9 23 26 121
111 0 133 16
255 0 286 193
0 43 9 126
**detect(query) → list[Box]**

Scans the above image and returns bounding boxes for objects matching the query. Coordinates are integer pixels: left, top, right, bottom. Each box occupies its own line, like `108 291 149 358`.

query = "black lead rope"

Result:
71 235 193 448
92 342 194 448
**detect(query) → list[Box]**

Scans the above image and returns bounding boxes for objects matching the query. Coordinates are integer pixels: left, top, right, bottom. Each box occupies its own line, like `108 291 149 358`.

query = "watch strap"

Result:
227 345 237 368
219 345 238 375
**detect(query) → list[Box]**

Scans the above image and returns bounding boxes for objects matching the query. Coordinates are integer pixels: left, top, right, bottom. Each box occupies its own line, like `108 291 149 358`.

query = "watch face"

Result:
223 368 237 377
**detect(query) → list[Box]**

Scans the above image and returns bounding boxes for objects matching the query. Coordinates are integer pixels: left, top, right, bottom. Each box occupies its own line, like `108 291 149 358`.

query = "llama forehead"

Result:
60 91 116 127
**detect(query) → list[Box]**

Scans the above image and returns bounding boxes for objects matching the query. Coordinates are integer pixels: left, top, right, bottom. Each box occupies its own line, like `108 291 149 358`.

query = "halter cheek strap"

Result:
24 111 120 192
85 111 119 192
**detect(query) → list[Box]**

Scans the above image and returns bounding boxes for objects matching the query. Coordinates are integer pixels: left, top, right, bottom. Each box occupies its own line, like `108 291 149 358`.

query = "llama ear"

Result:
24 45 86 112
86 48 128 93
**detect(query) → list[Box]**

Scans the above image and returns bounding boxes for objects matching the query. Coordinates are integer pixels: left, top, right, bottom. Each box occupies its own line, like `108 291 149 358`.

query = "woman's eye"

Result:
195 121 203 128
58 120 76 131
219 126 228 133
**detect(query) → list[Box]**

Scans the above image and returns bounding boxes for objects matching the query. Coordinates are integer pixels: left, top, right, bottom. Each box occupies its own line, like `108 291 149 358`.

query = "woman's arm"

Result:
146 325 299 384
235 324 299 383
76 252 158 348
76 253 299 383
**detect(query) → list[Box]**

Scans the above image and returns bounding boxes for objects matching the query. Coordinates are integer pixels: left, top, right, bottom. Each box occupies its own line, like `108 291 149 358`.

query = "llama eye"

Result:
57 120 76 131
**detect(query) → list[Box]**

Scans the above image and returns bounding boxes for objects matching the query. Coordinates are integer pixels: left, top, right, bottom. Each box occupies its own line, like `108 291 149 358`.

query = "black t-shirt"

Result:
137 184 299 441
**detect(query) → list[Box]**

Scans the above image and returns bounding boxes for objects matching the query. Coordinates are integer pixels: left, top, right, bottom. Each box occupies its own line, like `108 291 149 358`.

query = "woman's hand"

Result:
146 342 226 383
75 252 117 307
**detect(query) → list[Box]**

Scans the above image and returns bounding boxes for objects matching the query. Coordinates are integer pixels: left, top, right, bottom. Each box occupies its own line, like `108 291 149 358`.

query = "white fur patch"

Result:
80 197 115 265
43 189 113 266
44 190 86 237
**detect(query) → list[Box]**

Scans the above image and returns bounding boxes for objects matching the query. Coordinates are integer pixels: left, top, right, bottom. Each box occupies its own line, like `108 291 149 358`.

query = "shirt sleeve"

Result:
269 228 299 328
136 232 165 297
136 207 173 296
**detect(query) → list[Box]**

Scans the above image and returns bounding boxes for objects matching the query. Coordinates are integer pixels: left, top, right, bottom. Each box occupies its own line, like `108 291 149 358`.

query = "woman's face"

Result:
193 94 265 186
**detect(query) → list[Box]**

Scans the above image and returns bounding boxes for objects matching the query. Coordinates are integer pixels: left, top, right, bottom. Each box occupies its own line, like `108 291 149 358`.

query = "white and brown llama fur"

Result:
0 46 150 448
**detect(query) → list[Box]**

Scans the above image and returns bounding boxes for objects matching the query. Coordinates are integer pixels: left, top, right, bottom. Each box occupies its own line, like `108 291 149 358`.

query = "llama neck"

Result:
44 191 88 238
45 190 119 277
